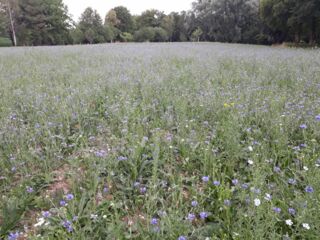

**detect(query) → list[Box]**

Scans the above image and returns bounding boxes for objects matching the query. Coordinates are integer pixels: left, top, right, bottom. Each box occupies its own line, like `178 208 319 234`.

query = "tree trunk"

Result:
7 0 17 46
294 32 300 43
309 17 316 45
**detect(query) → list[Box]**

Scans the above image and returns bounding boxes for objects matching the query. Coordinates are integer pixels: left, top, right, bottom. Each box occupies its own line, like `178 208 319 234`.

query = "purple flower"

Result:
288 178 296 185
224 199 231 206
316 115 320 121
66 193 74 201
133 182 140 187
272 207 281 214
8 232 19 240
213 180 220 186
178 236 187 240
117 156 128 161
232 179 239 185
150 218 158 225
140 187 147 194
60 200 67 207
95 150 107 158
191 200 198 207
241 183 249 189
72 216 78 221
252 188 261 194
305 186 314 193
11 167 16 172
300 143 307 148
62 220 73 232
300 124 307 129
202 176 209 183
26 186 34 193
103 187 109 193
187 213 196 221
273 166 281 173
199 211 209 220
288 208 296 215
42 211 51 218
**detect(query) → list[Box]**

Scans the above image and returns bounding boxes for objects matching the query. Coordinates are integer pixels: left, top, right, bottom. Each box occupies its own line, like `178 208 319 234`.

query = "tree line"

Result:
0 0 319 47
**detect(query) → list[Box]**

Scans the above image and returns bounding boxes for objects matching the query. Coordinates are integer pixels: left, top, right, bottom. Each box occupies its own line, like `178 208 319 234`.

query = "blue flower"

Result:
60 200 67 207
26 186 34 193
305 186 314 193
95 150 107 158
191 200 198 207
224 199 231 206
213 180 220 186
66 193 74 201
288 178 296 185
62 220 73 232
315 115 320 121
288 208 296 215
42 211 51 218
178 236 187 240
273 166 281 173
140 187 147 194
300 124 307 129
187 213 196 221
8 232 19 240
202 176 209 183
199 211 209 220
272 207 281 214
232 179 239 185
150 218 158 225
241 183 249 189
118 156 128 161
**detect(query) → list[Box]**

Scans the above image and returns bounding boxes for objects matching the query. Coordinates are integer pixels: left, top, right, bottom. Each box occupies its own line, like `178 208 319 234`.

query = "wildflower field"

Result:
0 43 320 240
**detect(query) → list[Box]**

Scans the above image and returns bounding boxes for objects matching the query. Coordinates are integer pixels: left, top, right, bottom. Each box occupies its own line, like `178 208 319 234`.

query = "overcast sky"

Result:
63 0 194 21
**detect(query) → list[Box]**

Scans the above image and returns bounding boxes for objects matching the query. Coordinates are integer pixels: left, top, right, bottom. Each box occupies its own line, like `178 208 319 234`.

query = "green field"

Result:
0 43 319 239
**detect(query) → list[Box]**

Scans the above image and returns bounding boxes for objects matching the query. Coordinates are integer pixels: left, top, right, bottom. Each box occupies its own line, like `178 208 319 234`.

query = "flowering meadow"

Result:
0 43 319 239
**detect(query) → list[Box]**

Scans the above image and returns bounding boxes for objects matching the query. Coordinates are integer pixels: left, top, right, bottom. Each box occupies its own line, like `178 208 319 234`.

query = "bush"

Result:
120 32 133 42
153 27 169 42
0 37 12 47
134 27 155 42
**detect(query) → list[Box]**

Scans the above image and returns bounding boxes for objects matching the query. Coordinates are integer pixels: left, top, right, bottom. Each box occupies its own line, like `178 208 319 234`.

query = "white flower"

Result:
90 214 98 220
248 146 253 152
302 223 310 230
34 217 45 227
254 198 261 207
285 219 293 226
303 166 309 171
248 159 254 165
264 193 272 201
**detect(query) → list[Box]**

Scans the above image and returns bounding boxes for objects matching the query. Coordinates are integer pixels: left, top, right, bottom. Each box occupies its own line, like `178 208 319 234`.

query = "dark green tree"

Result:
17 0 71 45
137 9 165 28
77 7 105 44
193 0 261 43
112 6 133 33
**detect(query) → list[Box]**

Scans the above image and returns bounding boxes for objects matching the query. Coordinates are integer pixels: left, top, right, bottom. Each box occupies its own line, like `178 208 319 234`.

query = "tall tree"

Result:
77 7 105 44
112 6 133 33
193 0 261 43
260 0 291 43
17 0 71 45
137 9 165 28
0 0 18 46
160 15 175 41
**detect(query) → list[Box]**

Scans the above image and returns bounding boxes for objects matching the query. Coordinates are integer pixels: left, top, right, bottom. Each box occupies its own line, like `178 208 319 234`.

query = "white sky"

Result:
63 0 194 21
